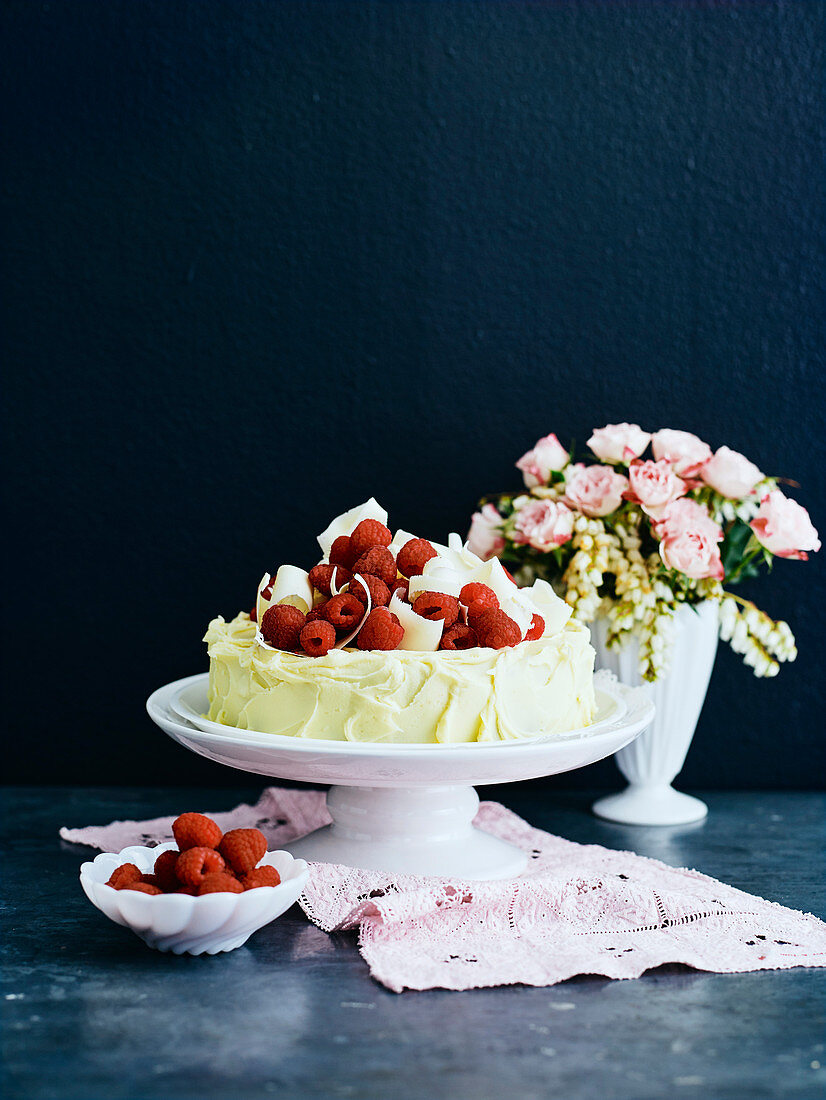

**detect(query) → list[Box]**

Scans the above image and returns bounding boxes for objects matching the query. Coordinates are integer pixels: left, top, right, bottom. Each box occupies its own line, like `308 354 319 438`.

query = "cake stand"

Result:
147 672 653 881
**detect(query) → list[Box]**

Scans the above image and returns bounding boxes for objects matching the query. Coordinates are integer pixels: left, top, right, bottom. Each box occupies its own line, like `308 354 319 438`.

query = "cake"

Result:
204 500 596 743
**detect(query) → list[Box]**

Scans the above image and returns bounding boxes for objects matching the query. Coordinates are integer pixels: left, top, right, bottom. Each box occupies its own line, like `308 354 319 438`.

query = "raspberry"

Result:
305 604 328 624
106 863 142 890
175 847 227 886
525 613 545 641
260 604 306 650
475 608 522 649
123 882 163 895
356 607 404 650
309 563 352 596
329 535 358 569
351 547 397 588
139 873 162 888
300 619 337 656
172 812 223 852
440 623 479 650
249 605 257 622
350 519 392 557
467 600 495 630
392 579 409 602
218 828 268 875
459 583 499 611
397 538 437 578
197 873 245 895
154 849 182 891
411 592 460 629
324 592 365 632
174 885 198 896
242 866 282 890
348 574 391 608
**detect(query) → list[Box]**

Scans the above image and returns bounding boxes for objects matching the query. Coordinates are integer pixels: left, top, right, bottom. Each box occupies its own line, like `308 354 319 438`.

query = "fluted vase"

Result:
590 601 719 825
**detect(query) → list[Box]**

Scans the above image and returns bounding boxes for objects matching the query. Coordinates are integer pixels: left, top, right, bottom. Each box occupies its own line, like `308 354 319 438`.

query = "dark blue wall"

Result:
3 0 824 788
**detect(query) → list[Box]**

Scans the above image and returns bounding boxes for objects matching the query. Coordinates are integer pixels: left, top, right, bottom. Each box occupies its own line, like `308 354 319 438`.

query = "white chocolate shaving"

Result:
329 566 348 598
501 589 534 635
407 569 464 601
389 528 418 556
526 578 573 637
471 557 519 604
255 572 273 626
269 565 313 615
335 574 371 648
389 592 443 651
317 498 388 560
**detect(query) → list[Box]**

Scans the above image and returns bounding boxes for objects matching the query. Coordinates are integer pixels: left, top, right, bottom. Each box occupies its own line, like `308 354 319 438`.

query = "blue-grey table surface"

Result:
2 786 824 1100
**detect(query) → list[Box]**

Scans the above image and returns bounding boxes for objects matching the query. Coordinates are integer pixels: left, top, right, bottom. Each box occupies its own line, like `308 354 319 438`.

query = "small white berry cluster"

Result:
718 596 797 678
562 515 614 622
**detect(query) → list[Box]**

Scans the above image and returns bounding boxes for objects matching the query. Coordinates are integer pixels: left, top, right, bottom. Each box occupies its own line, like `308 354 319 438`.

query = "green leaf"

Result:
721 519 754 575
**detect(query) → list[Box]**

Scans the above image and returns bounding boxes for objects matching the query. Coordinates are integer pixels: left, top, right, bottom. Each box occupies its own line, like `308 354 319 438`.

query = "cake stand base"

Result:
286 785 528 880
592 784 708 826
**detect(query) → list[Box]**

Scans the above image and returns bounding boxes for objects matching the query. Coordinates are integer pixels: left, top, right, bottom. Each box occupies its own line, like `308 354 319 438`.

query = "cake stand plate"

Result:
147 672 653 880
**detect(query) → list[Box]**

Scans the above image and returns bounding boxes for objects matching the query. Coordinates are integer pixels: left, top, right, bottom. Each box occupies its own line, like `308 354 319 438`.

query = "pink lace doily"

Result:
61 787 826 993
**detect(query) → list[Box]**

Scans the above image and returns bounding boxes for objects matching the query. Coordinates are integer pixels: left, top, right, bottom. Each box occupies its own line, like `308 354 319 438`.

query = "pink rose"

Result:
750 491 821 560
624 459 687 519
467 503 506 560
651 429 713 478
659 530 724 580
515 433 569 488
513 499 574 551
564 464 628 517
587 422 651 464
700 446 763 499
653 498 723 544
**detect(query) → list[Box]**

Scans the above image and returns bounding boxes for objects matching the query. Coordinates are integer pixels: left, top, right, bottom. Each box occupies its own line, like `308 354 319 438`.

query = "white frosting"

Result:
204 613 596 744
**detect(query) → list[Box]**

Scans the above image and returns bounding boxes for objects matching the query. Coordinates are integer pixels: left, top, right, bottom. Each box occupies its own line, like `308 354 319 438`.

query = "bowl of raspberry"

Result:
79 813 309 955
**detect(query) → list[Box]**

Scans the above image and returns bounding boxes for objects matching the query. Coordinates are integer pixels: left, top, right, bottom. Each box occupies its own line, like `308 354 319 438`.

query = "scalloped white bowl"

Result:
80 842 309 955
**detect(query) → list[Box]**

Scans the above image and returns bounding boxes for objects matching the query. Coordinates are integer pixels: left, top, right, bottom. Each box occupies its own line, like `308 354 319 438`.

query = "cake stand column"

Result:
286 785 528 881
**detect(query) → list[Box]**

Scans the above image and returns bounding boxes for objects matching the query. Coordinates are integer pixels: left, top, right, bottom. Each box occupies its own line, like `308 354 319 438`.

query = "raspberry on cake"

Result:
348 574 391 608
351 547 397 588
324 593 364 632
411 592 460 629
203 499 597 742
356 607 404 650
397 538 437 577
349 518 392 557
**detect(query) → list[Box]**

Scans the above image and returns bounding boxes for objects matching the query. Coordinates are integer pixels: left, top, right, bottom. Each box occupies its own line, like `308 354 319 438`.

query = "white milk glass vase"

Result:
590 600 719 825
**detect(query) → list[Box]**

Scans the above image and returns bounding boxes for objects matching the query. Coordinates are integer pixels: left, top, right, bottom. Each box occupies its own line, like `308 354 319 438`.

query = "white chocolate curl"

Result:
335 573 372 648
255 572 273 627
269 565 313 615
527 578 572 637
389 592 443 651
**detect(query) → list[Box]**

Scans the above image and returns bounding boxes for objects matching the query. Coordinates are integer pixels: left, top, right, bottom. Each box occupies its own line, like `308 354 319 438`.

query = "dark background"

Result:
3 0 824 789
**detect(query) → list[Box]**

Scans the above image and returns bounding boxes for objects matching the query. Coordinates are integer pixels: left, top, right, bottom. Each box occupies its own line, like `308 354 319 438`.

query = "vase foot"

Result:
592 786 708 826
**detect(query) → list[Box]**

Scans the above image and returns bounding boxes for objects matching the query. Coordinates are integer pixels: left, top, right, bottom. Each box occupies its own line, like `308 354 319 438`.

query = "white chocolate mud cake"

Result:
204 499 596 743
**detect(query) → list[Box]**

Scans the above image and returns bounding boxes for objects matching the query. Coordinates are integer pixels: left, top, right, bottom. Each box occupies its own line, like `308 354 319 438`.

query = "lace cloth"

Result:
61 787 826 993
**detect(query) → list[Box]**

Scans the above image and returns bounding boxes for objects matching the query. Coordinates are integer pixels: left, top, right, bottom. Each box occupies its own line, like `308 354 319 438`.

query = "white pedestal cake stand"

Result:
147 672 653 881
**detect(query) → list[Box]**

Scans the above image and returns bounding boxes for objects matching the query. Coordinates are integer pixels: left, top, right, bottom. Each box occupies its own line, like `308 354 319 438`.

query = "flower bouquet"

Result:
468 425 820 683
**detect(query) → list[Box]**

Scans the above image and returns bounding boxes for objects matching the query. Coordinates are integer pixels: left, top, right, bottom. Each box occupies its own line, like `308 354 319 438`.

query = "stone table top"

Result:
2 786 824 1100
